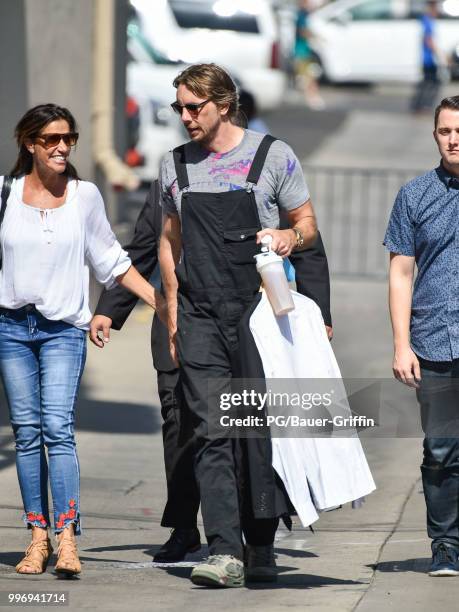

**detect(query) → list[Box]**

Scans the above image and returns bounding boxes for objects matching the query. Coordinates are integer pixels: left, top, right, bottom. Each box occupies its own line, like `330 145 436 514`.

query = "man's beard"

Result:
198 118 221 147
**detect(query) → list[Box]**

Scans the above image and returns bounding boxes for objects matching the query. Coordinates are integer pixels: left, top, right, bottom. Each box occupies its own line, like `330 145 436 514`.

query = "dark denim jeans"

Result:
0 306 86 535
417 358 459 552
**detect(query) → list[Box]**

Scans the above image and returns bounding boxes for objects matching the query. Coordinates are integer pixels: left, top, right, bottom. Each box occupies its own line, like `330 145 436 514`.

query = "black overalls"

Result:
173 135 278 559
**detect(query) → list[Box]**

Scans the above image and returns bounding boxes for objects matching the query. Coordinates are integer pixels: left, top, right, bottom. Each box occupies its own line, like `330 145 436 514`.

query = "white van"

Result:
130 0 286 110
308 0 459 83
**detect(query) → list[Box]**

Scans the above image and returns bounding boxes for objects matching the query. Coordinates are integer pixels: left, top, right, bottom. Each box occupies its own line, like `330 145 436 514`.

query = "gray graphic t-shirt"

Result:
159 129 310 229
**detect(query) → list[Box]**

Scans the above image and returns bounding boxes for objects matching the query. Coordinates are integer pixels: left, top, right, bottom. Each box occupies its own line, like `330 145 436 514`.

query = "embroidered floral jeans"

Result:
0 306 86 535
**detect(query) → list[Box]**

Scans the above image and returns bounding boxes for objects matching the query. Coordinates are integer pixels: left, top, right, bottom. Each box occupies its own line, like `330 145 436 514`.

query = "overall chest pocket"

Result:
223 227 260 264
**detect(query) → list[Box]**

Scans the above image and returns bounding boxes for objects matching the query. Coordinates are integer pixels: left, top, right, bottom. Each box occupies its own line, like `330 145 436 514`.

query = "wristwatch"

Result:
292 227 304 249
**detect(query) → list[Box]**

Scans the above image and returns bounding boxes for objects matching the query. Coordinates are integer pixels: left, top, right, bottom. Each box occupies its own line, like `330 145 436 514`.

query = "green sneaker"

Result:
245 544 277 583
190 554 245 588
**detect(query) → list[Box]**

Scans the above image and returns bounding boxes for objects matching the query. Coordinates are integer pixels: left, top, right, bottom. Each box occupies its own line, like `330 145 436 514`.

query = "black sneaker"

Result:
244 544 277 583
153 528 201 563
429 543 459 577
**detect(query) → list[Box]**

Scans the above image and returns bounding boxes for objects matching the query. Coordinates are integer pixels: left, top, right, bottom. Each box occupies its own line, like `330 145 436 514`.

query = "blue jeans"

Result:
0 306 86 535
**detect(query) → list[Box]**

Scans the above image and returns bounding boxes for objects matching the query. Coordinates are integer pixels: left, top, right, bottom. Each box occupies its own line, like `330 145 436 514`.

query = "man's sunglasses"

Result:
170 100 210 115
35 132 79 149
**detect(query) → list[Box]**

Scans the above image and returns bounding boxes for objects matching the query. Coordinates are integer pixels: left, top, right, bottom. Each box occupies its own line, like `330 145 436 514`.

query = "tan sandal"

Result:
16 538 53 574
55 527 81 576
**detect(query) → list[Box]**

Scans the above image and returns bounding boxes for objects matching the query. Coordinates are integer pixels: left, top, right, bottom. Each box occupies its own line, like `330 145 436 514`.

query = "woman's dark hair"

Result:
10 103 80 178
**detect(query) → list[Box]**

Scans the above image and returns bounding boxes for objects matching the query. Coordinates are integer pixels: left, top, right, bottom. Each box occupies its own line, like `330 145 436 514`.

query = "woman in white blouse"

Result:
0 104 159 577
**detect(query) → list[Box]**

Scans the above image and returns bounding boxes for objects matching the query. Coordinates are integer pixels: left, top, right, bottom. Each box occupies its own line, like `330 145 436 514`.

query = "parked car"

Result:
124 85 186 183
130 0 287 111
307 0 459 83
126 12 187 182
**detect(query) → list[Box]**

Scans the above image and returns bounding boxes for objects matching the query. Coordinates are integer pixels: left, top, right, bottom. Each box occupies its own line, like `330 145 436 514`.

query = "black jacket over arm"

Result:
95 180 161 330
289 232 332 327
279 209 332 327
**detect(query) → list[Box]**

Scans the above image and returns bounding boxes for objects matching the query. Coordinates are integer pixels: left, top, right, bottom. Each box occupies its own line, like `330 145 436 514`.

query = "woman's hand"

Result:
89 315 112 348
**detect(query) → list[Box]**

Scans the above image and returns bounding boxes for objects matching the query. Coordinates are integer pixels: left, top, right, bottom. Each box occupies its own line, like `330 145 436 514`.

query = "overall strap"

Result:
246 135 277 186
0 176 13 229
172 145 190 191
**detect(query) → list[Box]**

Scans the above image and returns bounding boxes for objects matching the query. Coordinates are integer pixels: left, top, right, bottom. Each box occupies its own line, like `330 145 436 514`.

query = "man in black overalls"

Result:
160 63 318 588
89 183 331 564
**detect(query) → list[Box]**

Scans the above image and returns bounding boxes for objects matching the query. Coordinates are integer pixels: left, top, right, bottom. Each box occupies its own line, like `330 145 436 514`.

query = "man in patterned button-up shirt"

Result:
384 95 459 577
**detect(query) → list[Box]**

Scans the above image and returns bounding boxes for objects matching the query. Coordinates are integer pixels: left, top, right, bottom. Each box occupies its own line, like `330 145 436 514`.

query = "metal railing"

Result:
304 165 424 278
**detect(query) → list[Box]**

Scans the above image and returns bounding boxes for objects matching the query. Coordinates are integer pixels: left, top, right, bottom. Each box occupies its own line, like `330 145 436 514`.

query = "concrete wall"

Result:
24 0 95 180
114 0 129 160
0 0 94 179
0 0 28 175
0 0 129 222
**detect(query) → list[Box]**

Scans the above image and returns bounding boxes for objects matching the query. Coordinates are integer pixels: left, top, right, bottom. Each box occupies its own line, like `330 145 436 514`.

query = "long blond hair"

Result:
173 63 239 121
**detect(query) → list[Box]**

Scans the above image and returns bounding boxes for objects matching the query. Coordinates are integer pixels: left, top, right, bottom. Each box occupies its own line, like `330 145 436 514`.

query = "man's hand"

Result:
325 325 333 341
89 315 113 348
393 345 421 388
257 228 296 257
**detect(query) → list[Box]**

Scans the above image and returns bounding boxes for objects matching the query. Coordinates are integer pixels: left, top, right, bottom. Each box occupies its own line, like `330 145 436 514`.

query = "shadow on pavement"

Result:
0 380 161 474
0 440 14 472
275 547 318 559
82 543 207 566
163 567 361 588
183 572 366 589
0 384 8 427
75 396 161 435
0 552 20 568
84 543 158 558
244 575 366 589
85 544 319 562
0 383 14 472
372 558 430 573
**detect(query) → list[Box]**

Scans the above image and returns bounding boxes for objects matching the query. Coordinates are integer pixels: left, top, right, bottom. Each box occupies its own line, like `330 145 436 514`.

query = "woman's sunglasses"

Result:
170 100 210 115
34 132 79 149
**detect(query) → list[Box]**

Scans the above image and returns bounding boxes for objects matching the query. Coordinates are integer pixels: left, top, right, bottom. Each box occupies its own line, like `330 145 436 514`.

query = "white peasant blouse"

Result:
0 175 131 329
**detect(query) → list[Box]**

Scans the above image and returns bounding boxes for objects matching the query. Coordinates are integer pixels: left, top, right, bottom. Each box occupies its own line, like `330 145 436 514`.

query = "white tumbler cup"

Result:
255 248 295 316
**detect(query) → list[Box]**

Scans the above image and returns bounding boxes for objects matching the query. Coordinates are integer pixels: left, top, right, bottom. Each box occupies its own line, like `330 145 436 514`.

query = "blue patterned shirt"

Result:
384 165 459 361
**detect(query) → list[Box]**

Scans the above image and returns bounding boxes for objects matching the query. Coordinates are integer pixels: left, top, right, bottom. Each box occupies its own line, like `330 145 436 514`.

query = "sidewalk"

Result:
1 279 448 611
357 475 459 611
